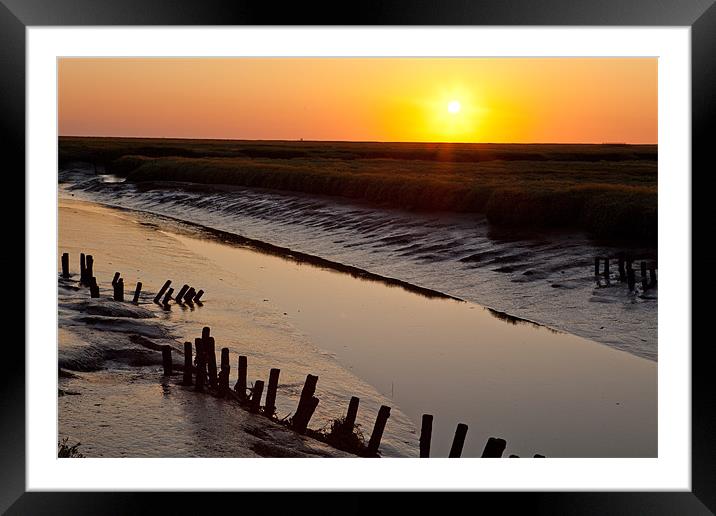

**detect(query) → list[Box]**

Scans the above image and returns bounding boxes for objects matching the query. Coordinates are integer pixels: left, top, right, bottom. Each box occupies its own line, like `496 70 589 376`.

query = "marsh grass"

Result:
60 137 657 242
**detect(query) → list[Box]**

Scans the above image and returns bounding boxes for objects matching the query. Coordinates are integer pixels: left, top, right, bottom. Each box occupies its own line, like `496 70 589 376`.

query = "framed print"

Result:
7 0 716 513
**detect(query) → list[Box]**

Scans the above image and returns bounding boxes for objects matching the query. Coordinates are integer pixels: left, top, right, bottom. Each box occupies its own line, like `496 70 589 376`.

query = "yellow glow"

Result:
447 100 461 114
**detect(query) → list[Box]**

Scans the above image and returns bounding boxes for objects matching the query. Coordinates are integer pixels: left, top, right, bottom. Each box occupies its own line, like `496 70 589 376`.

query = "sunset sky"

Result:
58 58 657 144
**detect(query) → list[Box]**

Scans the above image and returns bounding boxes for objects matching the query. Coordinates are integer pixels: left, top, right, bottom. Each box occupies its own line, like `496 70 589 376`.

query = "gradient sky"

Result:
58 58 657 144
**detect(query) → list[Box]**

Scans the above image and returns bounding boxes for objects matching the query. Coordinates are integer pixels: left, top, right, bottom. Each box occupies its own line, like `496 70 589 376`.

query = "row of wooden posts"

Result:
164 325 542 458
594 254 656 292
61 252 204 305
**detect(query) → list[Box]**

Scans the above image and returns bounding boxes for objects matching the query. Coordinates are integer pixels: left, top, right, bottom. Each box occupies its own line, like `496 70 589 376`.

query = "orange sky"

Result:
58 58 657 144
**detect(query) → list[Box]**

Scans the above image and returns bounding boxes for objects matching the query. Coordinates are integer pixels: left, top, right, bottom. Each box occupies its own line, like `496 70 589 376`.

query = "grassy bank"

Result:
59 137 657 242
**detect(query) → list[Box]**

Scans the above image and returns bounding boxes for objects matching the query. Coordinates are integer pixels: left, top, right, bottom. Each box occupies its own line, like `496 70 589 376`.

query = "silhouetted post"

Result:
111 272 120 287
481 437 507 458
132 282 142 303
293 396 319 434
162 287 174 305
627 268 636 291
206 336 218 389
342 396 360 436
618 254 626 282
419 414 433 458
61 253 70 278
366 405 391 456
80 253 87 284
218 347 230 395
202 326 210 341
448 423 468 458
162 345 172 376
89 277 99 298
294 374 318 418
176 284 189 303
649 266 657 287
183 287 196 304
641 261 648 290
264 368 281 417
194 337 205 392
86 255 94 282
250 380 264 413
113 278 124 301
594 257 600 276
235 356 248 401
603 257 610 279
182 341 193 386
154 280 172 304
194 290 204 302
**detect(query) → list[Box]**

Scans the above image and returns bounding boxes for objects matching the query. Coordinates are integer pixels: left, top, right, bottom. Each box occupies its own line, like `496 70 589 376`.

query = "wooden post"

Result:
111 272 120 287
293 396 319 434
194 290 204 302
603 257 609 278
294 375 318 419
194 337 205 392
113 278 124 301
366 405 391 456
250 380 264 412
218 347 230 395
89 277 99 298
175 284 189 303
61 253 70 278
206 336 218 389
264 368 281 417
649 266 657 287
153 280 172 304
419 414 433 458
162 287 174 305
342 396 360 436
627 268 636 291
132 282 142 303
594 257 600 276
80 253 86 284
448 423 468 458
162 345 172 376
641 261 648 290
202 326 211 341
182 341 193 386
86 255 94 282
235 356 248 401
481 437 507 458
183 287 196 304
618 254 626 282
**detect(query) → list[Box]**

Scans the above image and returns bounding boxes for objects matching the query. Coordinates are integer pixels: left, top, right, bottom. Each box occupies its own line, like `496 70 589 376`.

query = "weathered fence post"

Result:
154 280 172 304
366 405 391 456
61 253 70 278
176 284 190 303
89 277 99 298
194 337 205 392
86 255 94 283
111 272 120 287
235 356 248 401
641 261 648 290
80 253 86 284
419 414 433 458
448 423 468 458
481 437 507 458
132 282 142 303
194 290 204 302
162 287 174 305
264 368 281 417
182 341 193 386
206 336 218 389
162 345 172 376
113 278 124 301
250 380 264 413
342 396 360 436
594 257 600 276
292 374 319 433
218 347 230 395
183 287 196 304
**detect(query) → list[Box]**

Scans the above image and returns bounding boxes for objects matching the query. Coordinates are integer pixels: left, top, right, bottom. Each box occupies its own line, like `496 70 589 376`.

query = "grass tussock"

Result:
59 137 657 242
58 437 84 458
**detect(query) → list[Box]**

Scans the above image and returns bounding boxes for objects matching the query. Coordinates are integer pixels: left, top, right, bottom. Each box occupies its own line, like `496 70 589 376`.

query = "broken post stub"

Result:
419 414 433 458
448 423 468 458
183 287 196 304
61 253 70 279
132 282 142 304
86 255 94 283
264 368 281 417
293 396 319 435
80 253 86 284
481 437 507 458
176 284 190 303
292 374 319 433
113 278 124 301
111 272 120 287
342 396 360 436
218 347 230 395
89 277 99 298
194 337 206 392
154 280 172 304
205 336 218 389
194 290 204 302
366 405 391 456
250 380 264 413
235 356 248 401
162 345 172 376
162 287 174 306
182 341 193 386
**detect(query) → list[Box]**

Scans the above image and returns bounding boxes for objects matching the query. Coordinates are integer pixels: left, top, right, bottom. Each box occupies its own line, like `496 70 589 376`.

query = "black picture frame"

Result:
6 0 715 513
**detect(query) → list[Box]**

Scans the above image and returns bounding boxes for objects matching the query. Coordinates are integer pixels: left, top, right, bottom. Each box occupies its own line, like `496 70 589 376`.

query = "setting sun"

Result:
447 100 461 114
